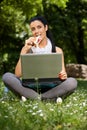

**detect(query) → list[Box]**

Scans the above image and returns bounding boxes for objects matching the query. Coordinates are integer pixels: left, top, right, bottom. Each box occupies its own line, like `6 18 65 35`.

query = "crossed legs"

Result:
2 72 77 100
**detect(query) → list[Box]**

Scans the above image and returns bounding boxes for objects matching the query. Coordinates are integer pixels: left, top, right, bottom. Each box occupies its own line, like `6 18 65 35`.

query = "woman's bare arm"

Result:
15 37 36 77
15 58 22 77
56 47 67 80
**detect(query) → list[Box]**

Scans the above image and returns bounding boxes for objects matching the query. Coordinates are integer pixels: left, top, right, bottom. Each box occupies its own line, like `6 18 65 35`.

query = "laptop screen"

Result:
21 53 62 80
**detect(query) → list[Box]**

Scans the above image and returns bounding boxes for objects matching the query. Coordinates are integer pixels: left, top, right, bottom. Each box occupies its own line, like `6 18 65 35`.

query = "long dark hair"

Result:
29 15 56 52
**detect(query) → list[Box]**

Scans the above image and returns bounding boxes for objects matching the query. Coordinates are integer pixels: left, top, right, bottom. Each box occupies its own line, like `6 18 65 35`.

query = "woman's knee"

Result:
2 72 15 82
67 77 77 90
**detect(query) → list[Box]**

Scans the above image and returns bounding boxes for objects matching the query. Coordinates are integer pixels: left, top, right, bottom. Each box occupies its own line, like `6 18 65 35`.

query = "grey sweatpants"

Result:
2 72 77 100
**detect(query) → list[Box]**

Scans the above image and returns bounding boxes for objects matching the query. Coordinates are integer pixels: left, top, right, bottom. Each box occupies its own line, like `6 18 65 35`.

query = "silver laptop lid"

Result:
21 53 62 79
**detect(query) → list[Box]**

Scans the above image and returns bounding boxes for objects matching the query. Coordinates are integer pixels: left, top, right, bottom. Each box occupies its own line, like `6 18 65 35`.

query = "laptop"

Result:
21 53 62 88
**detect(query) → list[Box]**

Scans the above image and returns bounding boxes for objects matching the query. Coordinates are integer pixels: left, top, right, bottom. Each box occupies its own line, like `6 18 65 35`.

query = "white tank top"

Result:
31 38 52 54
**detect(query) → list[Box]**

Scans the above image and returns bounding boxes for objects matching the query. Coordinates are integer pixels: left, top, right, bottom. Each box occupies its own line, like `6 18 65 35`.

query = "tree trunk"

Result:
76 26 86 64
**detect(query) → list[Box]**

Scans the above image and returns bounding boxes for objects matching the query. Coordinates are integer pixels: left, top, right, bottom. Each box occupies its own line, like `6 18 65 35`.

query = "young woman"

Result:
2 15 77 101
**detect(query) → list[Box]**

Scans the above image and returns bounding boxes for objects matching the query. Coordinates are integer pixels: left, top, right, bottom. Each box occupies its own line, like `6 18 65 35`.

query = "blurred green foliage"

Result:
0 0 87 75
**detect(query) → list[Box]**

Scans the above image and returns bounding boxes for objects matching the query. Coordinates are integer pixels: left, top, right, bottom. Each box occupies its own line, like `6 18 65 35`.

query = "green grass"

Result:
0 78 87 130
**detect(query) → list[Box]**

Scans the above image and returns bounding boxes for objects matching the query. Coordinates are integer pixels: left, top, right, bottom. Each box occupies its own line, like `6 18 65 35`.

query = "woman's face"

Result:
30 20 48 40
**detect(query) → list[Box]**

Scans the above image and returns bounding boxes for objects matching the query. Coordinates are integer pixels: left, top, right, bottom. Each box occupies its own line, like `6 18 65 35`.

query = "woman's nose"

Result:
34 28 39 34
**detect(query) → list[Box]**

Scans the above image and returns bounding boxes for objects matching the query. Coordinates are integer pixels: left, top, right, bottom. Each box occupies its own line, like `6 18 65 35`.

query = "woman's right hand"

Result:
20 37 36 55
20 36 42 54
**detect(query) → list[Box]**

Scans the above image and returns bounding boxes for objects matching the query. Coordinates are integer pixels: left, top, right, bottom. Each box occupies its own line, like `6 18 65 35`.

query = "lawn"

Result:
0 78 87 130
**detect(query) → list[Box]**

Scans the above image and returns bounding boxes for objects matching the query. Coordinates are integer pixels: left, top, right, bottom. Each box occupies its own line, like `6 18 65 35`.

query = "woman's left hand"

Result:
58 71 67 80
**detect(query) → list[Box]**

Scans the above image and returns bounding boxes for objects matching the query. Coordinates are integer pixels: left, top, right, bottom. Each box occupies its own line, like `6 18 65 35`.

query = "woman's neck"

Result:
39 37 48 48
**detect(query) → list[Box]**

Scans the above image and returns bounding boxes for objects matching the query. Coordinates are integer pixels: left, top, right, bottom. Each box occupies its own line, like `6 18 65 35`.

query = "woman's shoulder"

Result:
55 46 63 53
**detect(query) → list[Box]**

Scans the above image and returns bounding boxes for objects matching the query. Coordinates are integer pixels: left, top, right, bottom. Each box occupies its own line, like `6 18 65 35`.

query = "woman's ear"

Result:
45 25 48 31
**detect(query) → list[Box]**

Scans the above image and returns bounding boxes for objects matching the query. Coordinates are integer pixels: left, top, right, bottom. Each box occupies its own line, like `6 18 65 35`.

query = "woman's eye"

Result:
37 25 42 29
31 28 35 31
31 25 42 32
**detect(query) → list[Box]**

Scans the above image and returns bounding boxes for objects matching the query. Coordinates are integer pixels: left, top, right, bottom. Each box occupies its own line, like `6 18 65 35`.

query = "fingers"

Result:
58 71 67 80
25 38 34 46
21 37 35 54
25 36 42 47
21 36 42 55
